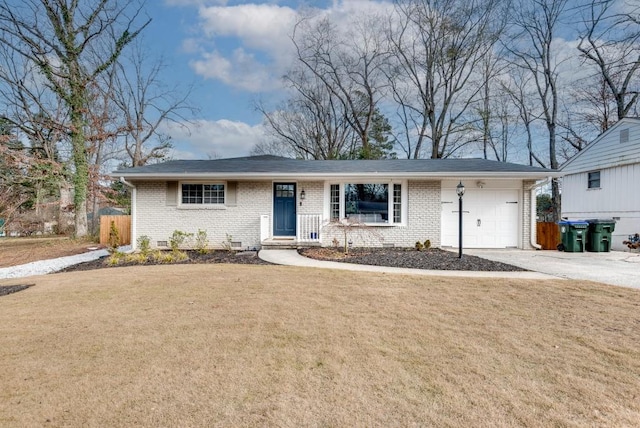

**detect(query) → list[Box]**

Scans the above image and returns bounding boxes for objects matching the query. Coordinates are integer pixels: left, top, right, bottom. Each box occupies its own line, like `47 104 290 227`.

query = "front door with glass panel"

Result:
273 183 296 236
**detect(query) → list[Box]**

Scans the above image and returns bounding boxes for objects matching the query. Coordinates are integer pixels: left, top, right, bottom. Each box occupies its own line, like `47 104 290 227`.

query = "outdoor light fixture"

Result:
300 189 306 200
456 181 465 259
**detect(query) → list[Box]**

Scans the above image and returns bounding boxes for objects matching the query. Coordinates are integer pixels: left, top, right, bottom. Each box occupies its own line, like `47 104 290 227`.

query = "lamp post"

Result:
456 181 465 259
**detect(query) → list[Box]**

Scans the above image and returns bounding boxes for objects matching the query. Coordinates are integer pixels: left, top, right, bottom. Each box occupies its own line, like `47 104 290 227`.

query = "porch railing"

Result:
297 214 322 243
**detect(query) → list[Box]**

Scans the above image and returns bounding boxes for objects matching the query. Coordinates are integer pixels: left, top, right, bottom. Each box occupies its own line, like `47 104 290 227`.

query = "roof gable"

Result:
561 117 640 174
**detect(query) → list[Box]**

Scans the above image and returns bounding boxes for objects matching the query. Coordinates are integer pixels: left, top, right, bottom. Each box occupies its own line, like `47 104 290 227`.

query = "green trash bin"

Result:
586 219 616 252
0 218 4 237
558 221 589 252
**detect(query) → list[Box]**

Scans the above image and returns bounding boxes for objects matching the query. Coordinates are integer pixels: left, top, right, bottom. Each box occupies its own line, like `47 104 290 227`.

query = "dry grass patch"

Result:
1 265 639 427
0 237 99 268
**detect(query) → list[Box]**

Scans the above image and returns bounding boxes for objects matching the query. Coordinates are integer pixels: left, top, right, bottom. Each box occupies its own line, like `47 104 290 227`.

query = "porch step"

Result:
261 239 320 250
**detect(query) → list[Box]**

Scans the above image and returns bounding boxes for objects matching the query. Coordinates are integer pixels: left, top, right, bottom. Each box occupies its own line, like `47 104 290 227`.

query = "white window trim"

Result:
324 180 408 227
178 181 227 209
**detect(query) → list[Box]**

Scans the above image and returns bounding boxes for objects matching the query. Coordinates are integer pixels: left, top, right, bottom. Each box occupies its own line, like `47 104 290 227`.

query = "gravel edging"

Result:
298 247 527 272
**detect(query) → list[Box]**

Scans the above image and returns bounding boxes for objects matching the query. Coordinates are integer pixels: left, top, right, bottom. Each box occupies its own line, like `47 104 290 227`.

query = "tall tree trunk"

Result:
71 105 89 237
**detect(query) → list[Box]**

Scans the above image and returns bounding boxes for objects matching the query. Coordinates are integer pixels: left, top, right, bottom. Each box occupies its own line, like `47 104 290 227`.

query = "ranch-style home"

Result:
561 117 640 250
114 155 557 251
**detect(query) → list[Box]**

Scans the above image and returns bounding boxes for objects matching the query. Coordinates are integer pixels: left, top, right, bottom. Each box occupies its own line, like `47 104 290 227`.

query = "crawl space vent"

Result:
157 241 168 247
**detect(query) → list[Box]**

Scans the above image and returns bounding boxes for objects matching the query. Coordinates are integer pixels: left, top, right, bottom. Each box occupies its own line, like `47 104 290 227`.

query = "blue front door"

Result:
274 183 296 236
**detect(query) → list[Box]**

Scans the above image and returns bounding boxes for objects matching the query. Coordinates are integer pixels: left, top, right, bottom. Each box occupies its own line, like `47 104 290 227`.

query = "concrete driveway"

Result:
465 249 640 289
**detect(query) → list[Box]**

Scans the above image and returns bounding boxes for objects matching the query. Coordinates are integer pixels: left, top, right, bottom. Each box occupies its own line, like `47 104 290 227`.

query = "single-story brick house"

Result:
113 155 556 251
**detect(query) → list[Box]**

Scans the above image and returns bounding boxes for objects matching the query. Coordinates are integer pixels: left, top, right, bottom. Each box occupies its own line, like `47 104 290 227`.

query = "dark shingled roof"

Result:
114 155 556 179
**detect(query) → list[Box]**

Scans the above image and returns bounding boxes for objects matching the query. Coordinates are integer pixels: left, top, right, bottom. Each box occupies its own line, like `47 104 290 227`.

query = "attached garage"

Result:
441 181 521 249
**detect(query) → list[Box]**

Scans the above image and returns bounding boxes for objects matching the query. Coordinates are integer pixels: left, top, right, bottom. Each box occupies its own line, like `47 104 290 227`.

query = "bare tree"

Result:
388 0 506 159
113 39 197 167
506 0 568 221
255 66 354 159
84 64 128 234
498 66 546 167
578 0 640 121
0 0 149 237
292 12 390 159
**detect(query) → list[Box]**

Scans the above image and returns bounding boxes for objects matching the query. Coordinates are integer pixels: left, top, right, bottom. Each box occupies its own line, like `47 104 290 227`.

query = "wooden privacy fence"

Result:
537 222 560 250
100 215 131 246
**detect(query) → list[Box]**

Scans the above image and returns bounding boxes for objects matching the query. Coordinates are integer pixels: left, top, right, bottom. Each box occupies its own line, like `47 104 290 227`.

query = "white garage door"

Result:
441 189 519 248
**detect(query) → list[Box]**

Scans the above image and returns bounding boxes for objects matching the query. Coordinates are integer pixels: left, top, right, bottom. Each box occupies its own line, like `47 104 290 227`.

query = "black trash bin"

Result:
585 219 616 252
558 220 589 252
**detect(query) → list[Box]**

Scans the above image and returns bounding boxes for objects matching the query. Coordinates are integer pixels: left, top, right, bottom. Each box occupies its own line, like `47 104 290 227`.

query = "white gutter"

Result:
526 177 552 250
119 177 137 251
114 171 560 181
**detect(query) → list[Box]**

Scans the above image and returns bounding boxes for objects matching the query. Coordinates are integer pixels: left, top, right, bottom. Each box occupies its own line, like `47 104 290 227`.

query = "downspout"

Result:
527 177 551 250
119 177 137 251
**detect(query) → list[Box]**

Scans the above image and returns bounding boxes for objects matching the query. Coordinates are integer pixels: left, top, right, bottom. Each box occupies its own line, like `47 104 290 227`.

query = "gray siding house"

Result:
114 156 556 251
561 118 640 250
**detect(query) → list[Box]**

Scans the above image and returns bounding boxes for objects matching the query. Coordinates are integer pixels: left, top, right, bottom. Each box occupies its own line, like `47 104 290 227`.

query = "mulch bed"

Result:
298 247 527 271
0 284 34 297
60 250 271 273
56 247 524 274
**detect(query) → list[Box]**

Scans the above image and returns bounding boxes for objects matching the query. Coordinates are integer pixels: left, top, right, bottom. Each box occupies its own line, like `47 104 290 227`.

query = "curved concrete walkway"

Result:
258 249 558 280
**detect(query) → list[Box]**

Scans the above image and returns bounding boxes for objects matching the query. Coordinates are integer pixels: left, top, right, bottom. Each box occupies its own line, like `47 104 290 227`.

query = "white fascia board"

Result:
113 171 559 181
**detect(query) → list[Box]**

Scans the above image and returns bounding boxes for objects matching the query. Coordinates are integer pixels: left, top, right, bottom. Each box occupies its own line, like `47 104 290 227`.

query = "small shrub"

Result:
107 221 120 253
151 250 166 263
323 218 383 254
169 230 193 252
195 229 209 254
173 250 189 262
332 237 340 248
221 233 233 252
106 251 124 266
159 250 188 263
137 235 151 255
424 239 431 250
159 252 176 263
125 252 148 264
415 241 424 251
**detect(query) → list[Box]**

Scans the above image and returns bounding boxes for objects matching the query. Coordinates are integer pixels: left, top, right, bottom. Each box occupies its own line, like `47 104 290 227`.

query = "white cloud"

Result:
190 48 273 92
163 119 267 159
187 3 298 91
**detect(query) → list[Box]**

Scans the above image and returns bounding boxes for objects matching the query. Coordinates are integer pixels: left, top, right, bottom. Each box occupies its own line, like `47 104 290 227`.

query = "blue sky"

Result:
143 0 361 160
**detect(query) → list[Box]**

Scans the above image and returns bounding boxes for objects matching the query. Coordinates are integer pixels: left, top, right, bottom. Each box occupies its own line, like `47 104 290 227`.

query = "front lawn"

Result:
1 265 639 426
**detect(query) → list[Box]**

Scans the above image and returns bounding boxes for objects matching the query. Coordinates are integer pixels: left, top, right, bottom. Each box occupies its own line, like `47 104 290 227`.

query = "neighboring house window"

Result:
587 171 601 189
330 184 340 220
328 182 405 225
181 183 225 204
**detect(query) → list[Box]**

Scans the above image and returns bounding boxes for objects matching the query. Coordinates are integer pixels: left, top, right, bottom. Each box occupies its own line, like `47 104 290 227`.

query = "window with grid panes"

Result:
181 183 225 204
330 184 340 220
393 184 402 223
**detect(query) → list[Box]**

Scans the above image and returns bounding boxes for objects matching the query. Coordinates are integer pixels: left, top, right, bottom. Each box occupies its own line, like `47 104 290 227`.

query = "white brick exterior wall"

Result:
135 181 271 250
